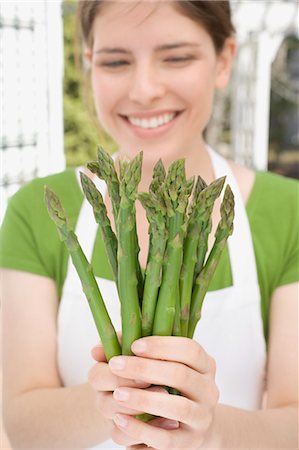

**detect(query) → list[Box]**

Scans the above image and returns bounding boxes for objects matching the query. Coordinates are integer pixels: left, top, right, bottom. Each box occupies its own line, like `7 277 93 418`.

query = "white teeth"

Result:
128 113 176 129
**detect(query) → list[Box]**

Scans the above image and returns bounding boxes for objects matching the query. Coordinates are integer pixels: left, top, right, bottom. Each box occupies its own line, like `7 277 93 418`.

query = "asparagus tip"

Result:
44 186 65 224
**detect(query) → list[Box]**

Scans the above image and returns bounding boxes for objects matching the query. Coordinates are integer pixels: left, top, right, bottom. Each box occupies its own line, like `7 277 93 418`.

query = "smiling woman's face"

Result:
87 1 233 163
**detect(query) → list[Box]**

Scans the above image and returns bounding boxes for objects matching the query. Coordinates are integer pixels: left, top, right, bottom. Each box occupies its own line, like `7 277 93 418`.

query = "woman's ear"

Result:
83 48 92 70
215 37 237 89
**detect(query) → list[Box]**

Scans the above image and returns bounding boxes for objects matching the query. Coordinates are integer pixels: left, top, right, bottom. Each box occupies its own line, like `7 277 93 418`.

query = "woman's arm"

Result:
1 269 112 449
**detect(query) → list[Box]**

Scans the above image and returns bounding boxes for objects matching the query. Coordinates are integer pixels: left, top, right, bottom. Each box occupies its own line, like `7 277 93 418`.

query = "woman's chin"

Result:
119 144 186 167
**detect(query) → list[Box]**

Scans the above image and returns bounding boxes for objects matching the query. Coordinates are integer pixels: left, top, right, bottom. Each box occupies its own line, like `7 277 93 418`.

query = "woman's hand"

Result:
109 336 219 450
88 343 180 447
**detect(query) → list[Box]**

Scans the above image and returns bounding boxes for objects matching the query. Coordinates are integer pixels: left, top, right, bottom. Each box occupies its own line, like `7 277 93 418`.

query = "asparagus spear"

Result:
192 178 225 286
90 148 144 302
118 153 143 355
179 176 225 336
86 160 100 177
96 146 121 227
186 175 207 217
138 191 168 337
80 172 118 285
119 159 129 181
172 288 182 336
188 184 235 338
152 160 194 336
149 159 166 195
44 186 121 360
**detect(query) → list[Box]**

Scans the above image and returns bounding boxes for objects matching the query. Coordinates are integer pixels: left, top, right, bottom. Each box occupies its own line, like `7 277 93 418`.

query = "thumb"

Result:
91 343 106 362
91 331 122 362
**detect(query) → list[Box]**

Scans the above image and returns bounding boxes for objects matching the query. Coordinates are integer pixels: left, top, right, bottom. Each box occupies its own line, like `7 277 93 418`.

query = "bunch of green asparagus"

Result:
45 147 234 361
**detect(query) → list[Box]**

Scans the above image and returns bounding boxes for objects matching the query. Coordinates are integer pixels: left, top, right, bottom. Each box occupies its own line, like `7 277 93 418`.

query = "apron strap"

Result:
207 146 258 287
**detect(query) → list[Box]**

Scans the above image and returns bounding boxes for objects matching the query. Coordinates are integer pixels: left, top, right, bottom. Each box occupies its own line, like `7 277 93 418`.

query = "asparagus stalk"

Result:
118 153 143 355
152 160 193 336
192 178 225 286
80 172 118 285
44 186 121 360
149 159 166 195
96 146 121 227
172 287 181 336
86 160 100 177
188 184 235 338
186 175 207 217
119 159 129 181
179 176 225 336
90 148 144 302
138 191 168 337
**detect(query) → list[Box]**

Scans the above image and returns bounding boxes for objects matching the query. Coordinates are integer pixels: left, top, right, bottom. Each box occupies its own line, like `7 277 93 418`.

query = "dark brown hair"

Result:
78 1 235 53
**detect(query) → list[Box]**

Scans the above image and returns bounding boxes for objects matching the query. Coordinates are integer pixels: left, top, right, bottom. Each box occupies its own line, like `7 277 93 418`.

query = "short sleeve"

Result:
0 170 83 296
0 183 51 277
275 178 299 288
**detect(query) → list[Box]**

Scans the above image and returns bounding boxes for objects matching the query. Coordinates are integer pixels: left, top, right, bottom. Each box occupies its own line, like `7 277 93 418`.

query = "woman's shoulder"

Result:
9 167 83 217
228 158 298 207
239 164 299 248
14 167 78 196
250 168 298 208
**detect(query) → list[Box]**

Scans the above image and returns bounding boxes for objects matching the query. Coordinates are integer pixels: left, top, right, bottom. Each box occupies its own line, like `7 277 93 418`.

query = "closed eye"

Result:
165 56 196 63
98 60 130 68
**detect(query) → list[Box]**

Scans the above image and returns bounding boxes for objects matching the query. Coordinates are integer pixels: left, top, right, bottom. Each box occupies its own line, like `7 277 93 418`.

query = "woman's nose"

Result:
128 64 166 105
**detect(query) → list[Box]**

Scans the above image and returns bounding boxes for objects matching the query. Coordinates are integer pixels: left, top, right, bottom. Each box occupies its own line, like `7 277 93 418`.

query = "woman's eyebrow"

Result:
94 47 130 55
155 42 201 51
94 42 200 55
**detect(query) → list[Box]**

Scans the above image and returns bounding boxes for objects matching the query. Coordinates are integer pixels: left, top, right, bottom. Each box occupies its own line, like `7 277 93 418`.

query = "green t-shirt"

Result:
0 167 298 340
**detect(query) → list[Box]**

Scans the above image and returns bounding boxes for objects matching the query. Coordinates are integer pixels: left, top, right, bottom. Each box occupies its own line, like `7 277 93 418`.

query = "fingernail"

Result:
149 386 169 394
114 388 130 401
131 339 146 354
113 413 128 428
162 419 180 430
109 357 125 371
134 380 150 388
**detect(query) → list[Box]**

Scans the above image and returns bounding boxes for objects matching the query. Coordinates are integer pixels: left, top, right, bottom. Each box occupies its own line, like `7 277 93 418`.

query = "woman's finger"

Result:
113 387 201 427
96 391 145 419
113 413 192 450
88 361 150 391
111 416 179 447
91 331 122 362
100 385 171 420
108 356 217 403
131 336 216 375
91 344 106 362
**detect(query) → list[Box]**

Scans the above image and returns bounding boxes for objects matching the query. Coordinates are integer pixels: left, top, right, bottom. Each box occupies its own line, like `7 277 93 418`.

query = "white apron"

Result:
57 148 266 450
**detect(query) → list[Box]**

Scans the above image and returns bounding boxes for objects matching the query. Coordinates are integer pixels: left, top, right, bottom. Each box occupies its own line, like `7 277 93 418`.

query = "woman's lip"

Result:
119 110 184 139
121 110 182 120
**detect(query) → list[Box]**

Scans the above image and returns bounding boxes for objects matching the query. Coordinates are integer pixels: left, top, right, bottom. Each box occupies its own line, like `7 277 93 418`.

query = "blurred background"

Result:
0 1 298 446
1 0 299 224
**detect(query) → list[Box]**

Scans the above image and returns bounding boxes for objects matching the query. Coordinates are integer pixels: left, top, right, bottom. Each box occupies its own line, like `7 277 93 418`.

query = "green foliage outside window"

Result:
63 1 117 167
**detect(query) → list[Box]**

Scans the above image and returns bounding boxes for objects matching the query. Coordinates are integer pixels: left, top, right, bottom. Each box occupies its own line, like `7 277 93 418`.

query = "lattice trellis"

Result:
207 0 298 171
0 1 65 222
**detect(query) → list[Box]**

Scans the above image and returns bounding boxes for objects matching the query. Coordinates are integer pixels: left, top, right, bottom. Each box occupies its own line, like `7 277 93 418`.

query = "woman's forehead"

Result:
91 1 213 53
96 0 177 27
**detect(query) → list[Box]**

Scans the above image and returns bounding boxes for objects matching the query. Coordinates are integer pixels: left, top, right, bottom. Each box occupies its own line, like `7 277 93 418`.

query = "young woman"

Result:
1 1 298 449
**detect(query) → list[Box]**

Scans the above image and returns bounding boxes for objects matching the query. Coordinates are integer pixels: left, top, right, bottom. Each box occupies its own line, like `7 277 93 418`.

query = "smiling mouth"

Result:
122 112 181 130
